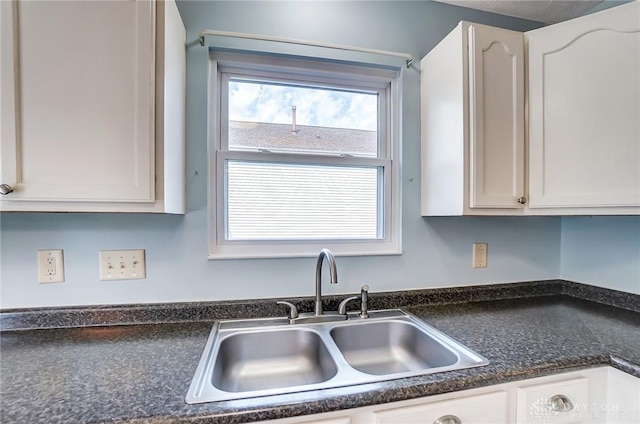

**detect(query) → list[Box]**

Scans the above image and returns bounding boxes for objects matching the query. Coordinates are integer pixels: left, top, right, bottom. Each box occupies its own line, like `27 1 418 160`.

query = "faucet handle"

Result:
360 285 369 319
277 301 299 319
338 296 359 315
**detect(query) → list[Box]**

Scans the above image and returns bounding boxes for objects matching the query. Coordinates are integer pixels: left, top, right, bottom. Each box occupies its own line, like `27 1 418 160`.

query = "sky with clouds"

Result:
228 80 378 131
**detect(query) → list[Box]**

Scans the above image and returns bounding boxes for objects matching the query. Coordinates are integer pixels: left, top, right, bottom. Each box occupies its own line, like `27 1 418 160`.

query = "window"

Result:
209 52 401 258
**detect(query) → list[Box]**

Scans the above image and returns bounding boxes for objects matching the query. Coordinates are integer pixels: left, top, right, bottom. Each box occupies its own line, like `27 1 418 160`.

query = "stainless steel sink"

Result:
211 328 338 392
330 320 459 375
186 310 489 404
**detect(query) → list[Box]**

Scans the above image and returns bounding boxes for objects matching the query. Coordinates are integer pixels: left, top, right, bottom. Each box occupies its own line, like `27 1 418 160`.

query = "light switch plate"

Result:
38 249 65 283
99 249 146 281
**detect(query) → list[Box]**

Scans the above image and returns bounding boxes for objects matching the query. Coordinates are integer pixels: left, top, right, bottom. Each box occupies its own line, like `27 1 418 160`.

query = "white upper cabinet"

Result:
0 0 185 213
526 1 640 214
421 22 525 216
421 2 639 216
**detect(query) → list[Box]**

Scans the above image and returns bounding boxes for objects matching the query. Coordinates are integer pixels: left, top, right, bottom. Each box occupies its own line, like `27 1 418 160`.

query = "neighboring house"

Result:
229 120 377 157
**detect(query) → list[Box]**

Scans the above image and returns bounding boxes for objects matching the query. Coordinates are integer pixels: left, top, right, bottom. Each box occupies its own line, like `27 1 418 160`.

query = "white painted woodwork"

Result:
516 377 591 423
263 367 636 424
1 0 154 201
421 21 525 216
155 0 186 214
0 0 185 213
295 418 351 424
468 24 525 209
526 1 640 213
606 367 640 424
373 390 509 424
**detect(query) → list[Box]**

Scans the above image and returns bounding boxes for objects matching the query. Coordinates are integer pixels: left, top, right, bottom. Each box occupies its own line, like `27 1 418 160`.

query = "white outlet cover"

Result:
99 249 146 281
37 249 65 283
472 243 488 268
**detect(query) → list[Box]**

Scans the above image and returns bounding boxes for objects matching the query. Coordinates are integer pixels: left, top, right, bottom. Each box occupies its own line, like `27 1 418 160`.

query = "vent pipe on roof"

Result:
292 106 298 133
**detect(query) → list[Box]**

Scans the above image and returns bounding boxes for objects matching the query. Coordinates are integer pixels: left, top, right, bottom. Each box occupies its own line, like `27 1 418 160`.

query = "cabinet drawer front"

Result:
295 418 351 424
374 391 508 424
517 377 589 424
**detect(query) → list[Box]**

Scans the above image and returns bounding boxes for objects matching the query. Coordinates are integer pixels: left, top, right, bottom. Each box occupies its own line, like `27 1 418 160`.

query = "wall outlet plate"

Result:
473 243 488 268
99 249 146 281
38 249 65 283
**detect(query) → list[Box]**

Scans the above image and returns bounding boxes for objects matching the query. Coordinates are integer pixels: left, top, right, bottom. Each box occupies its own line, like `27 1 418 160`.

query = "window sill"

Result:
207 246 402 260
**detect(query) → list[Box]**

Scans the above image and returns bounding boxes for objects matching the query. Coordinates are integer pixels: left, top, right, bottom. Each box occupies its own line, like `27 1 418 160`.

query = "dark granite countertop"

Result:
1 283 639 423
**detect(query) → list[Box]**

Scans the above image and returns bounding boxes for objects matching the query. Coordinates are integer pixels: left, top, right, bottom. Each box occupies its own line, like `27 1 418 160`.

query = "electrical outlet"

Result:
99 249 146 281
38 250 65 283
472 243 488 268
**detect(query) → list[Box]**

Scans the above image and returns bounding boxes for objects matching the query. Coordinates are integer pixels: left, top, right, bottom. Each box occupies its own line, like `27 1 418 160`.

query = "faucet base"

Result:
289 312 348 325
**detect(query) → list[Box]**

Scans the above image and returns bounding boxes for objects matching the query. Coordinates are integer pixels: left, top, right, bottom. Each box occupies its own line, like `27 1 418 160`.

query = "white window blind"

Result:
226 161 381 240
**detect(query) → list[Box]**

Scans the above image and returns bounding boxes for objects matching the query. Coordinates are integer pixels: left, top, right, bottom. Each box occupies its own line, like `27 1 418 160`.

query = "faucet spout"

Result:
315 248 338 315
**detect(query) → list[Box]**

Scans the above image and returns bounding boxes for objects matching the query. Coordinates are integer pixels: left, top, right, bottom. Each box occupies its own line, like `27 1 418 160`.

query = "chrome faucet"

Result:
315 248 338 315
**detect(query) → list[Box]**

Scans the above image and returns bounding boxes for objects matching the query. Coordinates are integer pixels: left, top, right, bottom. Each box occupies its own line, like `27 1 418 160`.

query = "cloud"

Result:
229 80 377 131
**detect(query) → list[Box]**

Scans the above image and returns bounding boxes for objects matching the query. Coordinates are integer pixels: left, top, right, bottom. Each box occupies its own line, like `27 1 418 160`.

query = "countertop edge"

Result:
2 279 638 331
610 355 640 378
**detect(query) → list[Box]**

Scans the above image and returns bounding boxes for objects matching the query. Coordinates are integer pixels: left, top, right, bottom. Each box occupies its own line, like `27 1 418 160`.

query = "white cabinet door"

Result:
1 0 155 203
606 367 640 424
468 24 525 209
516 377 590 424
373 391 509 424
420 22 525 216
527 1 640 211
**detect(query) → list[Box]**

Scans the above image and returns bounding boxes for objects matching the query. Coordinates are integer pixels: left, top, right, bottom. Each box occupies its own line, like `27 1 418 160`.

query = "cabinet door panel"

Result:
1 0 155 202
468 24 525 209
528 2 640 208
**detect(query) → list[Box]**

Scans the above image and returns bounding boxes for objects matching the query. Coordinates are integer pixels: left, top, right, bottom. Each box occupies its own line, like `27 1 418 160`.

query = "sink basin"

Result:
211 328 337 392
330 320 458 375
186 310 489 404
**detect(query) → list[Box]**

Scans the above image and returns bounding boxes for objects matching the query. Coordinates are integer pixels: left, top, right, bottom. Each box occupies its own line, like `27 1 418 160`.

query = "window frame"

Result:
208 51 402 259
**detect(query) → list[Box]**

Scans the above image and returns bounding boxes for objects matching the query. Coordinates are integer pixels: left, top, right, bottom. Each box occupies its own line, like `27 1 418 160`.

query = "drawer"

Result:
374 390 509 424
517 377 589 424
264 415 351 424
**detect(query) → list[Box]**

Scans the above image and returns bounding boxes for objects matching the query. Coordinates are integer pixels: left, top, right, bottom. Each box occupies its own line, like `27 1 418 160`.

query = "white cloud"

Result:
229 81 377 131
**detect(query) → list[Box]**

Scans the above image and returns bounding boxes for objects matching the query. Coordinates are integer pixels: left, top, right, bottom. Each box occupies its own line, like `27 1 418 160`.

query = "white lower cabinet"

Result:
265 367 639 424
516 377 593 424
373 391 508 424
606 367 640 424
301 419 351 424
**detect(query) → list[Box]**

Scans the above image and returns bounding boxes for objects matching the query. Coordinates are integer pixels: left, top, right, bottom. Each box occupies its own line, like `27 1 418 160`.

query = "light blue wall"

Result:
561 217 640 294
0 2 563 309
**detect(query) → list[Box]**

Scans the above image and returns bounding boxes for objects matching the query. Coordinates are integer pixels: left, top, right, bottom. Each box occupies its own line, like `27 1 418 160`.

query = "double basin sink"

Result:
185 309 488 403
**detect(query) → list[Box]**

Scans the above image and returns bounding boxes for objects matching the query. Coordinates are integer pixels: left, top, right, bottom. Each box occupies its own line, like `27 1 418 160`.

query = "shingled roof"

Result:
229 120 377 156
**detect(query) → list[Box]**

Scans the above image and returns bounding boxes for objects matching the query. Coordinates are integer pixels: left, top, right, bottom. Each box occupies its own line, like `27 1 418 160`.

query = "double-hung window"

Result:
209 52 401 258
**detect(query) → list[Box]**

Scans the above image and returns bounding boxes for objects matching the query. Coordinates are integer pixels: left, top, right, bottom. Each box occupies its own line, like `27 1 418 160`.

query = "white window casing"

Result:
208 51 402 259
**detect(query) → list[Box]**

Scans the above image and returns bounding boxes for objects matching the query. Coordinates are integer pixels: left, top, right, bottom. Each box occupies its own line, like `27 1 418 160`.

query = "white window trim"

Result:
207 52 402 259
